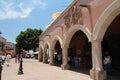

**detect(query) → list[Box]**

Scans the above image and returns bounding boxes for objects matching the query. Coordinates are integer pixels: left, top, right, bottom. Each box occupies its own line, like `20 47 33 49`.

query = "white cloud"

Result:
31 0 47 8
0 0 47 20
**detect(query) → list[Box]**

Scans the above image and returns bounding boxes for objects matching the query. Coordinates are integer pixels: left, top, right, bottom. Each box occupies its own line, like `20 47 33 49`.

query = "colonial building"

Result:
5 42 16 56
0 32 6 55
0 32 16 56
39 0 120 80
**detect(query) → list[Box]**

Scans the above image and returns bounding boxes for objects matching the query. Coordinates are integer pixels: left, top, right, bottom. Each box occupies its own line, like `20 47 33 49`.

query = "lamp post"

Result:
18 49 24 75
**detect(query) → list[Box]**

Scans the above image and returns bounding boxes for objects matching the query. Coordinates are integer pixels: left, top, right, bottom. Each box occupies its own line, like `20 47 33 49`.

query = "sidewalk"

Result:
2 58 92 80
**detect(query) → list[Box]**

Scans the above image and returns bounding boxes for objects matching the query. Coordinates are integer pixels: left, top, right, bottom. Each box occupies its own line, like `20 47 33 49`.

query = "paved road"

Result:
2 58 92 80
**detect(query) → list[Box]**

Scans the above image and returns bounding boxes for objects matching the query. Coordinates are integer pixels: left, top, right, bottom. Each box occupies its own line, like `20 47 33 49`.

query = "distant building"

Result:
5 42 16 56
0 32 6 55
0 32 16 56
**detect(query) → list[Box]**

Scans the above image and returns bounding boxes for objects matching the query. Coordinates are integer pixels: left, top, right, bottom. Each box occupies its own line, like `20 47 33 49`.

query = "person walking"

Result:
1 55 6 65
57 53 62 65
5 54 11 66
18 54 20 63
74 56 78 67
15 54 18 63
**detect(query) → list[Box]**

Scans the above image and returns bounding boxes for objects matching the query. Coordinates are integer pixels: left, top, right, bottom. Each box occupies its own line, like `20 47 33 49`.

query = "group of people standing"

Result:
0 53 22 67
0 54 11 66
68 55 90 68
15 54 23 64
54 53 62 65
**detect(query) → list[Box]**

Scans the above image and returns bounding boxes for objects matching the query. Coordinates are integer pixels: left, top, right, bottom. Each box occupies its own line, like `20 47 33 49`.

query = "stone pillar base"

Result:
38 60 43 62
90 69 107 80
61 64 70 70
43 60 46 64
49 62 54 66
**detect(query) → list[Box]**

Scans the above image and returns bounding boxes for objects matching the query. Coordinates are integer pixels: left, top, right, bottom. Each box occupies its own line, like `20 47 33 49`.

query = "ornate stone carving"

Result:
72 6 82 24
64 6 83 28
64 13 71 28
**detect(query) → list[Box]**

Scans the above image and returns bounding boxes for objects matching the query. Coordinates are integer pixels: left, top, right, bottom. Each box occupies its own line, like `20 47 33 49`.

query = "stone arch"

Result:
39 45 44 52
90 1 120 79
43 41 51 63
93 0 120 41
51 36 63 50
44 41 50 50
63 24 91 48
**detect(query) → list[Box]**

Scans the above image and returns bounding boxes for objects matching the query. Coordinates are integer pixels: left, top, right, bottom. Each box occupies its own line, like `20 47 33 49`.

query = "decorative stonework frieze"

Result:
64 6 83 29
71 6 82 24
64 13 71 28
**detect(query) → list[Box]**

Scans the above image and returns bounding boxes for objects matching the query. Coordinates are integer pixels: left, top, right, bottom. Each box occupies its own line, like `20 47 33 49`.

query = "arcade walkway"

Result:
2 58 91 80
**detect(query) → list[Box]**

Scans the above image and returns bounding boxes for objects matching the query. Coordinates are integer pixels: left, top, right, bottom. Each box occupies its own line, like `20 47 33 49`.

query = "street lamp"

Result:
18 49 24 75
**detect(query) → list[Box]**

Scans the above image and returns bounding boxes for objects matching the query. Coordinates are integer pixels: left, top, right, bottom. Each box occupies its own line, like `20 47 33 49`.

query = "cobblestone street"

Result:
2 58 91 80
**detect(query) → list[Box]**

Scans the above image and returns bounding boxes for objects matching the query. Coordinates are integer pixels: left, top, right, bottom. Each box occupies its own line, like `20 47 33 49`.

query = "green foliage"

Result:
16 28 43 51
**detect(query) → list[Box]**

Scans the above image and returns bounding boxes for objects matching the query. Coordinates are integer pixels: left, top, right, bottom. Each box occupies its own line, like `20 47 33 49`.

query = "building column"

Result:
38 48 42 62
38 49 41 62
90 40 106 80
61 45 70 70
43 50 46 63
49 49 54 65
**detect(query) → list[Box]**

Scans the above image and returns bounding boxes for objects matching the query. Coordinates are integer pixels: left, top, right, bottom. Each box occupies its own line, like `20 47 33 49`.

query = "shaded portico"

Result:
91 1 120 80
61 24 91 70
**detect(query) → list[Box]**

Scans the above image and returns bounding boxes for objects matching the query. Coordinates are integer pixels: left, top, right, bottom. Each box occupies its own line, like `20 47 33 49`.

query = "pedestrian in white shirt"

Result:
6 54 11 66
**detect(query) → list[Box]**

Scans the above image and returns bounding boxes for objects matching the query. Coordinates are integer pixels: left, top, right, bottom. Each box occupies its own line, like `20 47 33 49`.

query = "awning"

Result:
33 52 39 54
27 50 34 54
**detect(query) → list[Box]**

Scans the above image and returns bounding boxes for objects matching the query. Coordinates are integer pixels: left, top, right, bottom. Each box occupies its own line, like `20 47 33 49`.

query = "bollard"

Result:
0 62 3 80
17 55 23 75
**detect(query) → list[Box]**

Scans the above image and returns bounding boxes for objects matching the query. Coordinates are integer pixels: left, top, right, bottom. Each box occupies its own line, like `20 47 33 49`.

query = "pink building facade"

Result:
39 0 120 80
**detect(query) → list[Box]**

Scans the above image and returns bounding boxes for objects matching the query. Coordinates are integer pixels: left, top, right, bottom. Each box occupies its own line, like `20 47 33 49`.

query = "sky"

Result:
0 0 73 43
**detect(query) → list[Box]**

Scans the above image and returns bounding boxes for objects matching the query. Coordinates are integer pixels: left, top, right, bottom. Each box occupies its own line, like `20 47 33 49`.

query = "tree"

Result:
16 28 43 51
